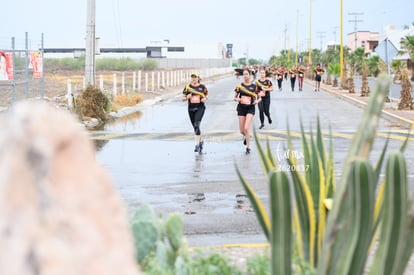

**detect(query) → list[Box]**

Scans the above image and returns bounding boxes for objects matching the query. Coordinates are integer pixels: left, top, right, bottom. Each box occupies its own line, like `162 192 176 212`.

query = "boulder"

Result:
0 101 140 275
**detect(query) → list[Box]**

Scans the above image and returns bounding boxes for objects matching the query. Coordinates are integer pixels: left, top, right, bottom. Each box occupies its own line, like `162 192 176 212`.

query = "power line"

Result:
348 12 364 50
112 0 123 47
316 31 326 51
331 26 339 50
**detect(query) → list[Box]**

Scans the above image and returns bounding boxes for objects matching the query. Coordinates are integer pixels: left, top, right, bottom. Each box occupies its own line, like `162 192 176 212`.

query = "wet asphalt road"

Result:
93 76 414 246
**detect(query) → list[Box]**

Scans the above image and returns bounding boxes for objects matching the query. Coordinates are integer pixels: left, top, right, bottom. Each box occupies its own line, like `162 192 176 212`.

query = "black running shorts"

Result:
237 103 255 116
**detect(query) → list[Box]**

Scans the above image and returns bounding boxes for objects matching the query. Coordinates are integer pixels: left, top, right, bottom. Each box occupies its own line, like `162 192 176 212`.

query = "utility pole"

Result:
332 26 339 51
296 9 299 66
284 24 288 54
348 12 363 51
41 33 44 98
85 0 96 86
317 31 326 52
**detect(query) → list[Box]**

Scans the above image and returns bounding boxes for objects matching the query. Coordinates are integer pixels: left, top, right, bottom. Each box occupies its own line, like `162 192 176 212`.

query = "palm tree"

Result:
311 48 322 65
353 48 367 75
391 60 405 83
398 69 413 110
366 55 381 77
321 47 340 68
400 35 414 80
328 63 341 87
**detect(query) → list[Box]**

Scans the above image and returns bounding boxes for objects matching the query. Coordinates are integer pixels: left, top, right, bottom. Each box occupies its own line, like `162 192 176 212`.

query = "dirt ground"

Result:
0 70 162 107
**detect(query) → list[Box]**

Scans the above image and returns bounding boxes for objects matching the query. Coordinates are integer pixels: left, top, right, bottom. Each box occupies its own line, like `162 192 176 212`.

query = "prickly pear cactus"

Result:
166 213 184 252
131 219 160 263
131 204 161 263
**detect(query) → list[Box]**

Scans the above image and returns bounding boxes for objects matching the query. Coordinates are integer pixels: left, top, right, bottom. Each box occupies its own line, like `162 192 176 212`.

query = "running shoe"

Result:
259 124 265 129
246 148 251 154
194 145 200 152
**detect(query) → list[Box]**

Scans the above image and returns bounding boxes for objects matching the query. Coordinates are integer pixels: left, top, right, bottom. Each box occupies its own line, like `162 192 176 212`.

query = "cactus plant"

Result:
131 204 161 264
269 171 292 275
369 152 413 275
131 204 187 269
166 213 184 252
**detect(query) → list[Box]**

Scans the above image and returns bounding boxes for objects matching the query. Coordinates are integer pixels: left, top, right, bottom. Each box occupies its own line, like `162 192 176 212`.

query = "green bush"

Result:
188 253 242 275
246 254 270 275
44 57 85 70
43 56 158 71
139 59 158 70
131 204 243 274
96 57 140 71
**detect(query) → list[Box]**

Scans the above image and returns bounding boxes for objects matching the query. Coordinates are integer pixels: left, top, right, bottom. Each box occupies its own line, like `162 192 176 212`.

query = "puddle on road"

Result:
184 192 253 215
106 111 143 129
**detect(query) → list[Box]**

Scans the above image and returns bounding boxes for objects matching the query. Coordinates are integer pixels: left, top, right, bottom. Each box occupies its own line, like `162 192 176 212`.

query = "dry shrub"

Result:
75 85 111 122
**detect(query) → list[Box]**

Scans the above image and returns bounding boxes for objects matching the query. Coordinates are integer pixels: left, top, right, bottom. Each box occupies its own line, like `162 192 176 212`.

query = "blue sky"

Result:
1 0 411 60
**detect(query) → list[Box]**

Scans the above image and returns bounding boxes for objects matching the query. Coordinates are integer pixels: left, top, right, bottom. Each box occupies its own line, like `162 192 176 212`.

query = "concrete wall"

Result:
154 58 232 69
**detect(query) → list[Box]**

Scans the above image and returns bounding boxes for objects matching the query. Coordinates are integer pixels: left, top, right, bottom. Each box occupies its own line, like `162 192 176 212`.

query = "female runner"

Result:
182 72 208 153
255 68 273 129
233 68 262 154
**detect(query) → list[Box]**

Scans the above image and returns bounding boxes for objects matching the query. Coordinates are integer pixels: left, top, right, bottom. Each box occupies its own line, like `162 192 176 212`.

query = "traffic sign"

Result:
375 38 398 64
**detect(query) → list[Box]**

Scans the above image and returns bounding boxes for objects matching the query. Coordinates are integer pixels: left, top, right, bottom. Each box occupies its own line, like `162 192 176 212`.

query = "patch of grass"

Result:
111 93 143 111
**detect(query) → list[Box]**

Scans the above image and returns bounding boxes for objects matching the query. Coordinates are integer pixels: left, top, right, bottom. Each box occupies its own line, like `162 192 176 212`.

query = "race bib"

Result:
190 95 201 103
240 95 252 105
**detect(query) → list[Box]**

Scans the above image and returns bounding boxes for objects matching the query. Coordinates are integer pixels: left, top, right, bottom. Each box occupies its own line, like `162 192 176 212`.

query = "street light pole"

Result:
340 0 344 83
308 0 312 65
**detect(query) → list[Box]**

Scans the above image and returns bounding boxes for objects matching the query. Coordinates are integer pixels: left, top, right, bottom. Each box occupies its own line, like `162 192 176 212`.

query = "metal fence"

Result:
0 67 234 109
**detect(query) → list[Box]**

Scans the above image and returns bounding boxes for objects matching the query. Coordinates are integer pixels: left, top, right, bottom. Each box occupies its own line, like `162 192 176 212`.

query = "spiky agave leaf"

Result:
370 152 409 275
319 74 390 274
253 129 276 177
269 170 292 275
286 123 316 265
235 165 270 241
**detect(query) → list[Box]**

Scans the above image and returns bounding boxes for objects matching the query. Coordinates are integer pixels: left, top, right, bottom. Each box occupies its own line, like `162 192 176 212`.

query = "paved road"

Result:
94 76 414 247
351 76 413 99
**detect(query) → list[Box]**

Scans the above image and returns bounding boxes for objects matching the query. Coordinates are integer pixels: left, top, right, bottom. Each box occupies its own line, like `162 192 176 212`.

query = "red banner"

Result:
0 51 13 81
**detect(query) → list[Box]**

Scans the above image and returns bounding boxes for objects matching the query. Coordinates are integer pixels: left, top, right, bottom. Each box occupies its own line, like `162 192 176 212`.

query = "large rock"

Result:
0 101 140 275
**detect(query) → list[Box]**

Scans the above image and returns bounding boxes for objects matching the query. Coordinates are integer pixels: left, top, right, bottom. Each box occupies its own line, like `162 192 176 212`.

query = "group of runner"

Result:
182 64 324 154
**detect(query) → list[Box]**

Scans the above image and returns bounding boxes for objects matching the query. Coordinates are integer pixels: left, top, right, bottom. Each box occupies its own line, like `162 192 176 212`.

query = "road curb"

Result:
319 83 414 130
190 243 269 250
